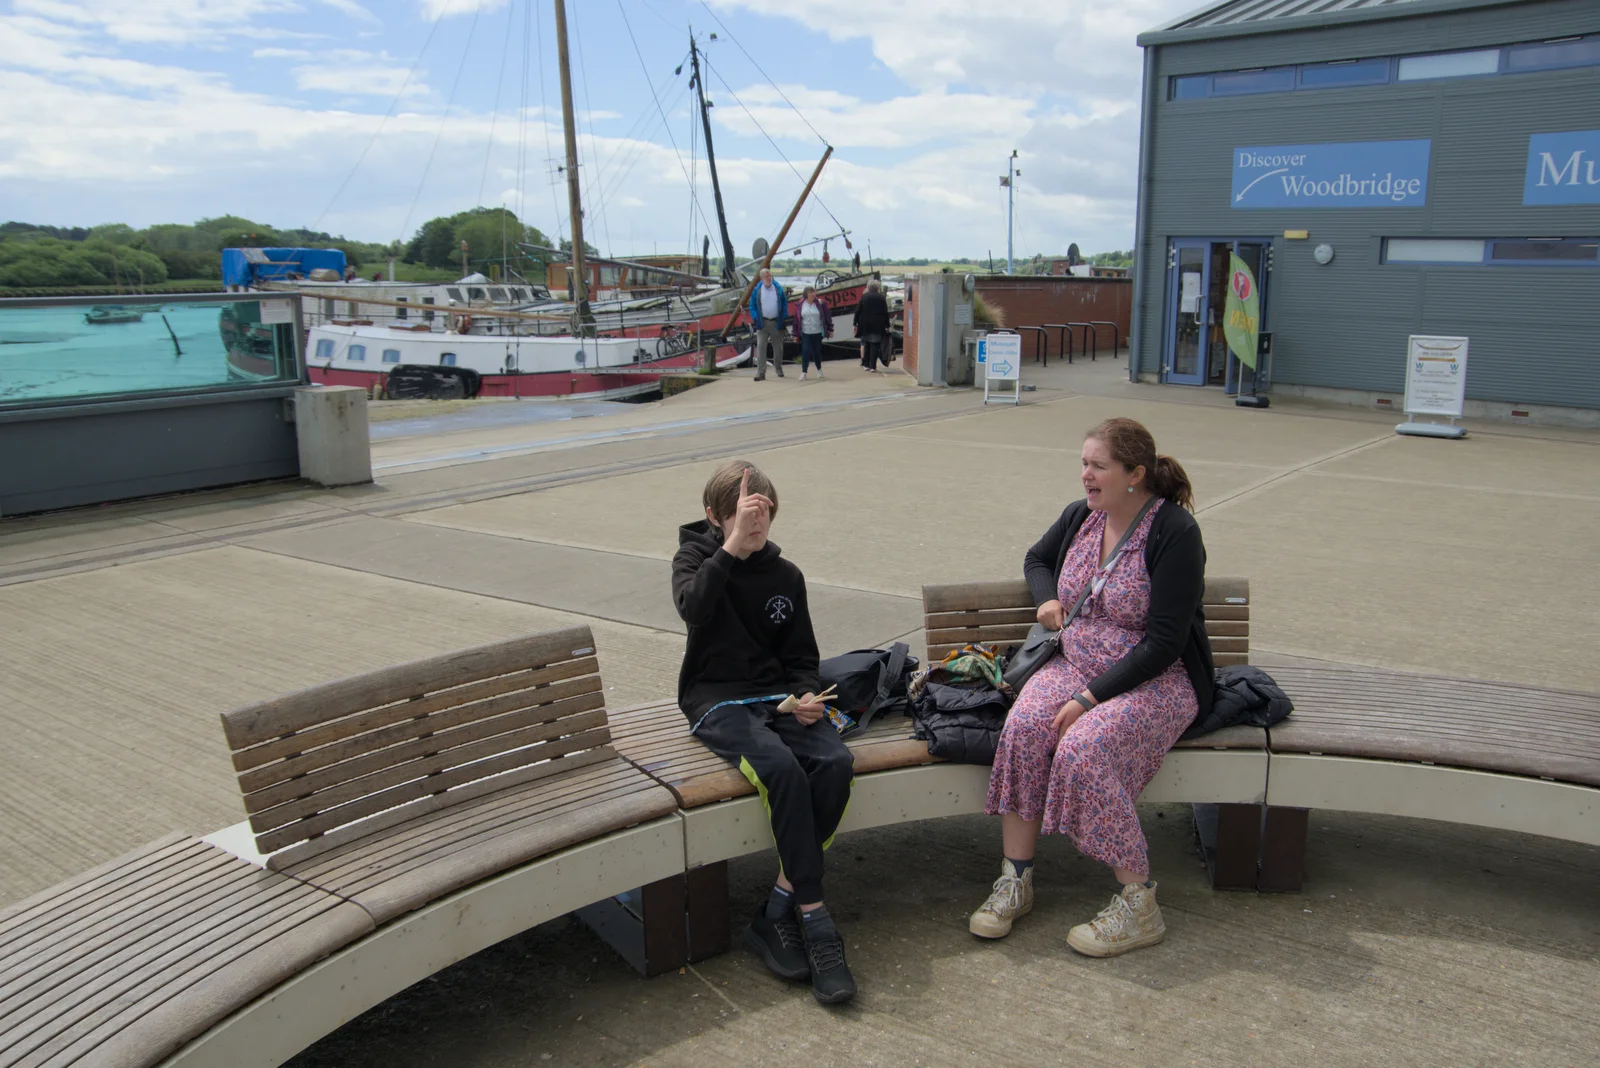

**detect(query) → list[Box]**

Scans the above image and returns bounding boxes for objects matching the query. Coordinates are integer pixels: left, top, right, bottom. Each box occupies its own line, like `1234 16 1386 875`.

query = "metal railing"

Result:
1015 325 1051 366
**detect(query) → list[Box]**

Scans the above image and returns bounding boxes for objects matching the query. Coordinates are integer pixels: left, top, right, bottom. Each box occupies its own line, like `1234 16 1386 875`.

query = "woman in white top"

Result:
795 286 834 381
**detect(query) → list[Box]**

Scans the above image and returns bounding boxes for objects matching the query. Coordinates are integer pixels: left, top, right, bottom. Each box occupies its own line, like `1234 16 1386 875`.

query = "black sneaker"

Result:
744 913 810 982
805 932 856 1004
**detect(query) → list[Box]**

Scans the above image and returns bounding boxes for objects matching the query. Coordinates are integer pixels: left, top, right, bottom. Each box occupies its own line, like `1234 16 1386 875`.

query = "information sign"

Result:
982 331 1021 406
954 302 973 326
1231 140 1432 209
1403 335 1468 417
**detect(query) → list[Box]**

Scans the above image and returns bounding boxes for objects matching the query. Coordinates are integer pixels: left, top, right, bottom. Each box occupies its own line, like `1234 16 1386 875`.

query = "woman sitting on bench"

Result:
970 417 1215 957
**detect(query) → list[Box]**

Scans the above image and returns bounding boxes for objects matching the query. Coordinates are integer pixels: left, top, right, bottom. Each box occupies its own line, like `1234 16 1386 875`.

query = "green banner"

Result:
1223 253 1260 370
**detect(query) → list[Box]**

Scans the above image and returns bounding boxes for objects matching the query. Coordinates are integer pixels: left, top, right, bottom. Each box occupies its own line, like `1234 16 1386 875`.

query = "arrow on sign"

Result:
1235 168 1288 202
990 360 1014 377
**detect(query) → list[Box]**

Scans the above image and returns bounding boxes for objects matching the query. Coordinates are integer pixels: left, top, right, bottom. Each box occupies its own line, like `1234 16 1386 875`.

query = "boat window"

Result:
510 287 524 300
468 287 486 300
599 267 622 286
395 297 407 320
348 344 367 362
489 287 507 301
446 287 464 301
315 338 335 359
382 348 402 363
422 296 436 321
440 352 458 366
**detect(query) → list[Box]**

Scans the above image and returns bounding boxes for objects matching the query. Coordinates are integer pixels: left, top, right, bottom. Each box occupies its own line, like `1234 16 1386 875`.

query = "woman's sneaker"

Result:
744 911 810 982
969 859 1033 938
1066 881 1166 957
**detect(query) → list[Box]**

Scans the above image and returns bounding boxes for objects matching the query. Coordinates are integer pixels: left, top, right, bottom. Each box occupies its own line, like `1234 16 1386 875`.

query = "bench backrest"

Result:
922 577 1249 667
220 625 611 870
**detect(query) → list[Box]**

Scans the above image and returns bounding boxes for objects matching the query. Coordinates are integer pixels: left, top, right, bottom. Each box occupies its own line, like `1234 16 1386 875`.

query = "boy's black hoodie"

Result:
672 519 820 725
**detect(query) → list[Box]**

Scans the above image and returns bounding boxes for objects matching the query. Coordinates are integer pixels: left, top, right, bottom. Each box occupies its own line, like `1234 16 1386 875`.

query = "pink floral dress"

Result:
985 500 1199 875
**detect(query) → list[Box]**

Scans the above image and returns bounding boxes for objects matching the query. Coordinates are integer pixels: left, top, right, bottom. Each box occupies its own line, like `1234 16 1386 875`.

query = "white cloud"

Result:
417 0 506 21
253 46 311 59
292 50 429 97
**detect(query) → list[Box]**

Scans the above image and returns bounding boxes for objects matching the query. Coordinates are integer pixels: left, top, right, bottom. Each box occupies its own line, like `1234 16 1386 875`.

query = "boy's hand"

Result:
792 693 826 725
724 469 774 559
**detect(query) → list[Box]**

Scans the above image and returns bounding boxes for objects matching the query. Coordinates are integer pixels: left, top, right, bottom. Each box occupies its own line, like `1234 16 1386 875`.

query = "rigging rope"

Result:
697 0 829 145
309 0 448 234
398 3 484 248
615 0 720 246
570 7 614 257
476 0 519 208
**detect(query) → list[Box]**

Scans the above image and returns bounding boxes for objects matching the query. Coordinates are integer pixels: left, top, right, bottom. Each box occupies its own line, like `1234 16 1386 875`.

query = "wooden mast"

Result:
552 0 592 331
721 146 832 335
689 34 738 288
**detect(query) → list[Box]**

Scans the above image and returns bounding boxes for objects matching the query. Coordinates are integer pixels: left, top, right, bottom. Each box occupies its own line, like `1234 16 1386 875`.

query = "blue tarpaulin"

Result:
221 247 347 288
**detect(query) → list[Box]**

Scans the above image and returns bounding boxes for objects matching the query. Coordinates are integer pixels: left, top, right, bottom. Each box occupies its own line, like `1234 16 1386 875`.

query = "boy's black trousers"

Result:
694 703 854 903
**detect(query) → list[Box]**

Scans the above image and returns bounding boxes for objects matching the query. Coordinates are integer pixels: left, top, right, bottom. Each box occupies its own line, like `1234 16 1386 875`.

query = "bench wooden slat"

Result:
922 581 1031 614
234 657 601 781
0 838 370 1068
253 729 614 854
280 759 677 923
1213 652 1248 668
1203 605 1249 621
222 626 597 748
925 623 1034 647
924 607 1037 628
242 700 608 818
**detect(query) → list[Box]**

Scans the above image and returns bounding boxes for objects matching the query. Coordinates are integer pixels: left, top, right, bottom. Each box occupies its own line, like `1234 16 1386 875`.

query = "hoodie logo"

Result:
765 595 793 625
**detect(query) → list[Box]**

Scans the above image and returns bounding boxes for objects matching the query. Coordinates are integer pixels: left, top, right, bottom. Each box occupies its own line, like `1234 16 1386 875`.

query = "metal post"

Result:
1006 150 1018 276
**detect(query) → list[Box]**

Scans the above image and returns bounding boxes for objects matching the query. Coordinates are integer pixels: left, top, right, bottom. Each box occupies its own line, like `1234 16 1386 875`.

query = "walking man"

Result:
749 268 788 380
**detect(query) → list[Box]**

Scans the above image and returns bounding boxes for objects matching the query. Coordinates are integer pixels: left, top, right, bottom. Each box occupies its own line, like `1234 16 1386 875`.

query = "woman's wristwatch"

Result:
1075 691 1098 710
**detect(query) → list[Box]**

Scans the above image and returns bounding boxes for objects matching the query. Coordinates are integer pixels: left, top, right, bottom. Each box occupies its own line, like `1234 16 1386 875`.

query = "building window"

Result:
1383 237 1600 265
382 348 402 363
1170 75 1208 99
1384 239 1486 263
1506 35 1600 73
1488 239 1599 263
1298 57 1390 89
1397 49 1499 81
348 344 367 362
1211 67 1296 95
440 352 457 366
314 338 336 358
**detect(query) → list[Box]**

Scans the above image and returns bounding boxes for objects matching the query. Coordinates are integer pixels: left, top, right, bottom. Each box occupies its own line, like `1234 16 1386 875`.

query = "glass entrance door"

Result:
1165 241 1208 385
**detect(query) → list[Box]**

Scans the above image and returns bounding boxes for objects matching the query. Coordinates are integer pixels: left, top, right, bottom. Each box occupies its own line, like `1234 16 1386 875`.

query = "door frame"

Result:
1162 237 1274 387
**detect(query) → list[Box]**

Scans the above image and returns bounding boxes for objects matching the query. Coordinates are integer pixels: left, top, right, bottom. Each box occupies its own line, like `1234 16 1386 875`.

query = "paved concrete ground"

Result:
2 354 1597 1064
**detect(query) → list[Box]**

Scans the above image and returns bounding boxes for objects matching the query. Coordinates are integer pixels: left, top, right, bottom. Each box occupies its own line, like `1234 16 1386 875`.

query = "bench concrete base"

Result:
163 816 683 1068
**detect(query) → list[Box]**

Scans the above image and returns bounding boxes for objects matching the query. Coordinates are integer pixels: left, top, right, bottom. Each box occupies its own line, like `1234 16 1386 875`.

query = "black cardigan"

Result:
1023 499 1215 723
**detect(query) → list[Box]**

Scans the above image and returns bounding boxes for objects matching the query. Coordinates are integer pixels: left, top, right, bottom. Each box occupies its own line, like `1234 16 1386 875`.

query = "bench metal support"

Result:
577 861 731 976
1192 803 1308 892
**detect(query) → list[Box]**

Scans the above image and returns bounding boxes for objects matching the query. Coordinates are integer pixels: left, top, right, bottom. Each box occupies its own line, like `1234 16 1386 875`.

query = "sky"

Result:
0 0 1202 259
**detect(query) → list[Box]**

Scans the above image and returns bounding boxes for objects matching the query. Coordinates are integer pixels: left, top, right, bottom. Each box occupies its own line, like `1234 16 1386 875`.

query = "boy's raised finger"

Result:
739 469 750 500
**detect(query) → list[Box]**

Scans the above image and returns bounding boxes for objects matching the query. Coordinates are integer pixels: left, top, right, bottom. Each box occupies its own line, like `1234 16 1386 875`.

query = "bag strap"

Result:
856 642 910 731
1058 496 1159 632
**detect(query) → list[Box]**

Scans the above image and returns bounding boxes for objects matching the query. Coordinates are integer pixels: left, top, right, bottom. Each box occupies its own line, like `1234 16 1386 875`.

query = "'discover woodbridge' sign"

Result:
1231 140 1432 209
1523 130 1600 205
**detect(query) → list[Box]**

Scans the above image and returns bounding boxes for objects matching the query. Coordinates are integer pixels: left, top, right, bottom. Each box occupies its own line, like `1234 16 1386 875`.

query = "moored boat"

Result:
83 305 145 325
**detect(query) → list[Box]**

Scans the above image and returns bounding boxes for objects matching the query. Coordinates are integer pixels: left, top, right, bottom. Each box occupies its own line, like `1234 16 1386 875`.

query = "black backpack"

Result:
817 643 918 735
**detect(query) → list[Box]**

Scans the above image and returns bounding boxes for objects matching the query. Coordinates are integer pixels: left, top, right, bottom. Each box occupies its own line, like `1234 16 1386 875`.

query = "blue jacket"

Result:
748 280 787 329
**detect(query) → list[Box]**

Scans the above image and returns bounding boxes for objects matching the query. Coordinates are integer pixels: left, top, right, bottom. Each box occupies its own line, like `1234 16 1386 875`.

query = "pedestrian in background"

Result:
749 268 788 381
854 278 890 373
796 286 833 381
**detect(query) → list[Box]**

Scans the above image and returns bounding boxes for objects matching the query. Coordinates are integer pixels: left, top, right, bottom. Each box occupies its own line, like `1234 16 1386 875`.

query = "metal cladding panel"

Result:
1134 15 1600 407
1153 0 1600 72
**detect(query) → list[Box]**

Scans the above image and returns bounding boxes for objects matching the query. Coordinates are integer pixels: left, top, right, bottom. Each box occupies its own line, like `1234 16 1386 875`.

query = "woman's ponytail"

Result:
1149 455 1194 511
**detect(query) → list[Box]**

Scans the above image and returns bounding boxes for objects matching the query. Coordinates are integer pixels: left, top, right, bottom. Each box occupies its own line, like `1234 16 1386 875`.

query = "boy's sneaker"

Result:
969 858 1033 939
800 371 808 380
804 930 856 1004
744 911 810 982
1066 881 1166 957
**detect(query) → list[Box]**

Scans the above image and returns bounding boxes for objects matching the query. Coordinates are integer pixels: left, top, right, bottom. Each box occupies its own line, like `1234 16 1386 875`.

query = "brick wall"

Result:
974 276 1131 363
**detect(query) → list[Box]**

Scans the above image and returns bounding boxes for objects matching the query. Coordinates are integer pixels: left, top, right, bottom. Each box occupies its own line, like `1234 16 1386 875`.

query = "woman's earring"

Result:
1127 485 1134 493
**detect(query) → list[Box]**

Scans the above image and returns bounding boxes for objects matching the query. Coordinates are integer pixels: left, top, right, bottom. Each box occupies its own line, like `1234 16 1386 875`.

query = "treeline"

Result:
0 216 385 288
0 208 575 288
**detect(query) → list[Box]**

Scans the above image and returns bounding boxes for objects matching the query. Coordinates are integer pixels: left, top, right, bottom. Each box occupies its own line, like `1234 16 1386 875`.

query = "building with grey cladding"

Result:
1130 0 1600 419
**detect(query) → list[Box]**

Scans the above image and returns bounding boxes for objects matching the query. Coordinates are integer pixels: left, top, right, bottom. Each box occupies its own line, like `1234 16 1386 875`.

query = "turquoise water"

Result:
0 303 273 405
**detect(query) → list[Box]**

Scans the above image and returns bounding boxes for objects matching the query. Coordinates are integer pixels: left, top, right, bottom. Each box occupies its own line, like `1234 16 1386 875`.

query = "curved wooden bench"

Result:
1263 665 1600 848
0 625 684 1068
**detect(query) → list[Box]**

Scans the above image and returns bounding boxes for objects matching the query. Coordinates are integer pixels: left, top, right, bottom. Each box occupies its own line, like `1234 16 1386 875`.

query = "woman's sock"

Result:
1006 857 1034 877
